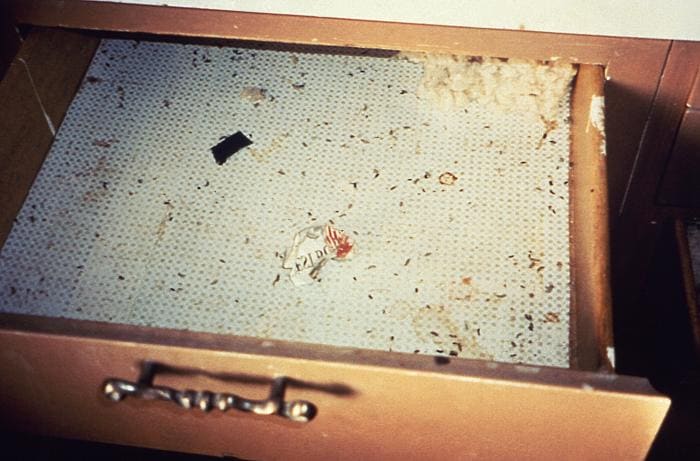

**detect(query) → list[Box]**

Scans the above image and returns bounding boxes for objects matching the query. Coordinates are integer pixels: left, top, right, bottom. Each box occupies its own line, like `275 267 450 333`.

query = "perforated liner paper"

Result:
0 39 573 367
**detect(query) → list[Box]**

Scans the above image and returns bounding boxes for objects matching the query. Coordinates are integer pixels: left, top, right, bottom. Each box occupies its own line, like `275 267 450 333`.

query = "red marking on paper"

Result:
324 224 355 259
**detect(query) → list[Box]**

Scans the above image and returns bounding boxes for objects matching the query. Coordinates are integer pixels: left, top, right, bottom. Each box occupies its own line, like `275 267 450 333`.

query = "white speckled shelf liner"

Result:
0 39 572 367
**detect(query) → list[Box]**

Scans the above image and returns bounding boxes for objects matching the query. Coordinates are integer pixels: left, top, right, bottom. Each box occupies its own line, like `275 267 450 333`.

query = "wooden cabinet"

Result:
689 69 700 111
609 41 700 381
658 109 700 208
657 49 700 209
2 1 694 459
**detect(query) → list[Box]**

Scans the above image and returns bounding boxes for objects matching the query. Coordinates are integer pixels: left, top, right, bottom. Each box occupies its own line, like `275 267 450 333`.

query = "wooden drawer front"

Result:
0 325 668 460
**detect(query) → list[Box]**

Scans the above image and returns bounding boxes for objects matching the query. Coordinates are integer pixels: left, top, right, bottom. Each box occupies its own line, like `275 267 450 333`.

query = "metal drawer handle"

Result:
102 363 317 423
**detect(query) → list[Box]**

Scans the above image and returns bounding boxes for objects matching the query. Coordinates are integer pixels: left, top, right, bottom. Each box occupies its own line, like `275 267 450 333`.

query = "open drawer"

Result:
0 26 669 460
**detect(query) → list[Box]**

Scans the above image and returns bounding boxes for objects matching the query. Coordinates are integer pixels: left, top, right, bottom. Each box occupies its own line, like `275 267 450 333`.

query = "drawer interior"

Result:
0 29 609 371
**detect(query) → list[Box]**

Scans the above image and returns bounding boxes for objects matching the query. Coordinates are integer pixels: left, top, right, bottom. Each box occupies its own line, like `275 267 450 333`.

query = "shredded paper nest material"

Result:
401 53 577 122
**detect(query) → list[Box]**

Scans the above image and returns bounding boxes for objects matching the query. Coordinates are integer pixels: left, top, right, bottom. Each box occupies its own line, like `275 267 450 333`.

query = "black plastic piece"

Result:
211 131 252 165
